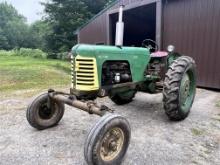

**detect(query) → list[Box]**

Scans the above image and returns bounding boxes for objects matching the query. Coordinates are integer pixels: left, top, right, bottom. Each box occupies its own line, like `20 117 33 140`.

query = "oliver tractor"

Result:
26 6 196 165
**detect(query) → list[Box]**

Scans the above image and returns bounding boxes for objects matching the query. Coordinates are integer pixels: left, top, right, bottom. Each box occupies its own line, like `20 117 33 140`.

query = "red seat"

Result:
151 51 168 58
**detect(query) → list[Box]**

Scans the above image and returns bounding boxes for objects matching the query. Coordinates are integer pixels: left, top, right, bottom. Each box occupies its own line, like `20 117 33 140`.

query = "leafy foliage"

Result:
42 0 91 54
0 0 115 55
0 48 47 59
29 20 51 50
0 2 50 51
0 2 31 49
42 0 114 54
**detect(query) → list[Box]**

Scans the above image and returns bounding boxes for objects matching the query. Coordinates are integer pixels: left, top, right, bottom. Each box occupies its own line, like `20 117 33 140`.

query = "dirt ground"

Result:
0 88 219 165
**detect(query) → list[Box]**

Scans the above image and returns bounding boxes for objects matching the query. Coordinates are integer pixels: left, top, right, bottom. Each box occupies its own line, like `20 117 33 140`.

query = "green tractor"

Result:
26 5 196 165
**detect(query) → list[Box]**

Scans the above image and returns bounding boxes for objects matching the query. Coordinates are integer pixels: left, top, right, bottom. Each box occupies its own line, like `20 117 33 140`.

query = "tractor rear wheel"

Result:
163 56 196 121
109 90 136 105
26 93 65 130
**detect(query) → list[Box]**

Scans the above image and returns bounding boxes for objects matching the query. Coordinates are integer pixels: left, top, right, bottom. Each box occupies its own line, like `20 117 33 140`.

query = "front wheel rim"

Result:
100 127 125 161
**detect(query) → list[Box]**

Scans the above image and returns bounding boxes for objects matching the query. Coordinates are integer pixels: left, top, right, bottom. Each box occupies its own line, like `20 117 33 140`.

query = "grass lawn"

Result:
0 55 71 95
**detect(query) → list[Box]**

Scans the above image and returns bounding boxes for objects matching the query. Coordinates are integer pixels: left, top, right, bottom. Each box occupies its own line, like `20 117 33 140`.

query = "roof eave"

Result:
75 0 120 34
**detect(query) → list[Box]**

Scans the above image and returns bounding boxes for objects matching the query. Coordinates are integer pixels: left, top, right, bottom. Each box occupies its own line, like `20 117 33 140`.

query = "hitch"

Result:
48 89 113 116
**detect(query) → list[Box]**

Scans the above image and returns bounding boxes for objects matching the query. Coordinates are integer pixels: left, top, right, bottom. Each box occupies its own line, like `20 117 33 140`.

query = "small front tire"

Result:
26 93 65 130
84 113 131 165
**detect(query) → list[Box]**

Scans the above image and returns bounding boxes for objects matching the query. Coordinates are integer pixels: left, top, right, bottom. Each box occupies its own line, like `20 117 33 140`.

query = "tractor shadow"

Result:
99 92 170 124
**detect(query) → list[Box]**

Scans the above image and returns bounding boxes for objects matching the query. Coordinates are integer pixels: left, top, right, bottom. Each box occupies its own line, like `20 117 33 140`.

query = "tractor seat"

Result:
151 51 168 58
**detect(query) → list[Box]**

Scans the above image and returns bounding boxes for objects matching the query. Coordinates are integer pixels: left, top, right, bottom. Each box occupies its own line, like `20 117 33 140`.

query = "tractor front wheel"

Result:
163 56 196 121
26 93 65 130
84 113 131 165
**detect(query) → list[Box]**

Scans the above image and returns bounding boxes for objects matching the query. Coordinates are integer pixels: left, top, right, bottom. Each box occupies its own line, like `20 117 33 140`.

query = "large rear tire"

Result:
163 56 196 121
26 93 65 130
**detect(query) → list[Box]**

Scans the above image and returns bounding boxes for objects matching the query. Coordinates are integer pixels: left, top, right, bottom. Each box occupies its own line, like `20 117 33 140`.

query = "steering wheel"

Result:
142 39 159 51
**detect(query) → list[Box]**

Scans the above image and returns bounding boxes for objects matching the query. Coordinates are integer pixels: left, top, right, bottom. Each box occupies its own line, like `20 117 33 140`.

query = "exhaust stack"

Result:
115 5 124 47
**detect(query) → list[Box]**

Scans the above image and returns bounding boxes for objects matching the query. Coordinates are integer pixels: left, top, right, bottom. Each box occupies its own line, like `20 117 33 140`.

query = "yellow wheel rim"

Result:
100 127 125 161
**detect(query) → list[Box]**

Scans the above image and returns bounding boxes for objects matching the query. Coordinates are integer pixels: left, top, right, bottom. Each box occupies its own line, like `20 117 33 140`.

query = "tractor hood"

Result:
71 44 150 58
71 44 151 84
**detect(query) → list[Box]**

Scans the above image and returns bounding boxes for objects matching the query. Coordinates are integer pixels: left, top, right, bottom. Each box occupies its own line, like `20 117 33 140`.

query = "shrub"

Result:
0 48 47 59
16 48 47 58
0 49 16 56
47 52 58 59
47 51 70 60
57 52 69 60
0 48 70 60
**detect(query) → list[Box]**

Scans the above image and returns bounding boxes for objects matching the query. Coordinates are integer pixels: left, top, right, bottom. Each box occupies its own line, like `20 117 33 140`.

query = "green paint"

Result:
180 73 190 109
180 69 196 113
72 44 151 86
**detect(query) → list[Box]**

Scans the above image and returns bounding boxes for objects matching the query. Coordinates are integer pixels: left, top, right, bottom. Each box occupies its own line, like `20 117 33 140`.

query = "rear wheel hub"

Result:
180 70 195 113
181 74 190 105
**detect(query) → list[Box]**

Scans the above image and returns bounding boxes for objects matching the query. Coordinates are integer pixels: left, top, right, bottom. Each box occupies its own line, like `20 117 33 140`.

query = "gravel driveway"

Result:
0 89 219 165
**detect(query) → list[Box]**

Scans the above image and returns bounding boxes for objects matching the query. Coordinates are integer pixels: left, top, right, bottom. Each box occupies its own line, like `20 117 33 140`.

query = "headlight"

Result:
167 45 175 52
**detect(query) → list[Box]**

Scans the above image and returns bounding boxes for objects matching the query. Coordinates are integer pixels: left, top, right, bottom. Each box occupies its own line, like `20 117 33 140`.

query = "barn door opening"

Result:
109 2 157 47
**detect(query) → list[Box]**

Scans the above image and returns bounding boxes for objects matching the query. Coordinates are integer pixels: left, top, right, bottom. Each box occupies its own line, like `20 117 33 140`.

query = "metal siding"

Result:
78 0 142 44
163 0 220 89
79 0 220 89
79 12 108 44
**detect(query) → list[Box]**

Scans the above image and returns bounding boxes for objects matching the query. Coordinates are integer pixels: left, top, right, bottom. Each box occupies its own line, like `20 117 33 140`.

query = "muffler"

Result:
115 5 125 47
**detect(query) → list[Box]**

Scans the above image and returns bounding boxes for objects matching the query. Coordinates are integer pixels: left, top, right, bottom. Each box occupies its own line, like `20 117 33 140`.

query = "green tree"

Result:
29 20 51 50
42 0 91 54
0 2 30 50
0 27 9 49
42 0 115 54
0 1 115 52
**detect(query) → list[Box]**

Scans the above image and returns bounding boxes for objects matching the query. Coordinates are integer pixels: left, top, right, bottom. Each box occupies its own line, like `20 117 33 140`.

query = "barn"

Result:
75 0 220 89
